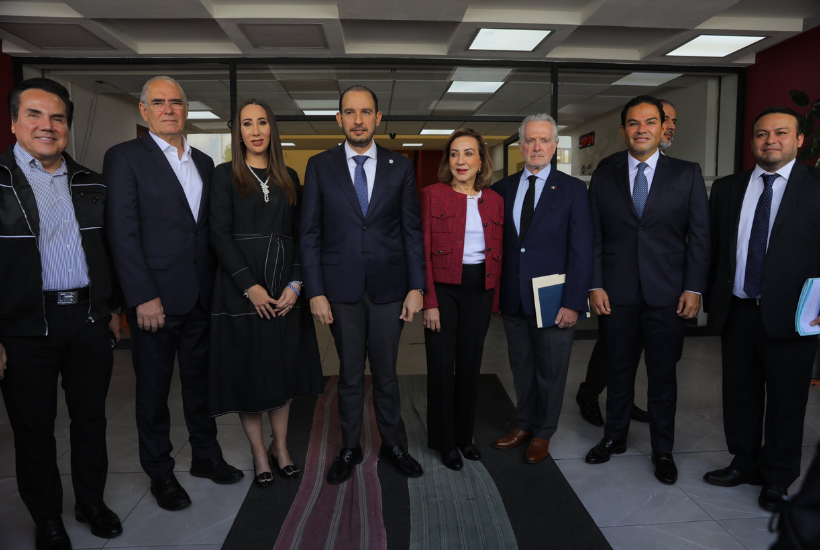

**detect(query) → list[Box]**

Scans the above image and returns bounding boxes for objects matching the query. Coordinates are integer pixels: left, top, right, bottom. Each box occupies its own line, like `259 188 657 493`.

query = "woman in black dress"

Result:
209 99 323 488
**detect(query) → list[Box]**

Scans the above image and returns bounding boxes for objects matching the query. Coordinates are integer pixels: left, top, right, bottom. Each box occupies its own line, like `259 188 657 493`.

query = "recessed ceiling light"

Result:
295 99 338 110
303 110 338 116
403 143 423 147
508 142 519 147
448 81 504 94
281 142 295 146
666 35 765 57
612 72 683 87
421 129 455 135
469 28 551 52
187 111 218 120
451 67 512 82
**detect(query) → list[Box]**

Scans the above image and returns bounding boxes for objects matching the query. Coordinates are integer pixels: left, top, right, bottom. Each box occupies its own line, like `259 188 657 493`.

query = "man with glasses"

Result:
104 76 242 512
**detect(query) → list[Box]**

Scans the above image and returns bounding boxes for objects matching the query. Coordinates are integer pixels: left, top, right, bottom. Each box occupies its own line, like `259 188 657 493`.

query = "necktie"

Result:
519 174 537 239
633 162 648 218
353 155 369 217
743 173 778 298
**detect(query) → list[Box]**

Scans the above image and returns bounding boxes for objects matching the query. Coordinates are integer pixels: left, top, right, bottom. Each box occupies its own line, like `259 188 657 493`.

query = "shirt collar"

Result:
149 131 190 159
344 141 376 162
751 157 796 185
522 164 551 183
627 148 660 173
13 142 67 175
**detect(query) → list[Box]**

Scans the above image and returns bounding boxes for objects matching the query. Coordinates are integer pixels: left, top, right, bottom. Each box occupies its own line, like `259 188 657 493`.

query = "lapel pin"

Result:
389 159 394 164
550 186 556 190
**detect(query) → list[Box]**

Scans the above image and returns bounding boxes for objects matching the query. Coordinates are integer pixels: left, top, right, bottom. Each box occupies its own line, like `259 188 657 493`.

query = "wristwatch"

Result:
416 288 425 296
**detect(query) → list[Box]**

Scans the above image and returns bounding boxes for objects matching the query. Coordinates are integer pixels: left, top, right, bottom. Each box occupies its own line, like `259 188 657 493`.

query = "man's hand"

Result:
109 313 122 342
589 289 611 316
810 315 820 327
136 297 165 332
0 342 6 380
676 291 702 319
400 290 423 322
310 295 334 325
423 308 441 332
555 307 579 329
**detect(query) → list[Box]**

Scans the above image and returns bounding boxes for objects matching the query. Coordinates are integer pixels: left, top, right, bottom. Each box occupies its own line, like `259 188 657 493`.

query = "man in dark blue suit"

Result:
300 86 426 484
584 96 710 485
104 76 242 511
491 113 592 464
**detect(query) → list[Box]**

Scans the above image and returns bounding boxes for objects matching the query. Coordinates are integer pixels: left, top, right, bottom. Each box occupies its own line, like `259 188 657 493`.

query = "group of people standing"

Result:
0 74 818 550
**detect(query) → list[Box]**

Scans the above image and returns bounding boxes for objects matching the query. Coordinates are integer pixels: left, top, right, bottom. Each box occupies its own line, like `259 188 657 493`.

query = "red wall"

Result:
743 26 820 169
0 49 14 151
414 149 443 191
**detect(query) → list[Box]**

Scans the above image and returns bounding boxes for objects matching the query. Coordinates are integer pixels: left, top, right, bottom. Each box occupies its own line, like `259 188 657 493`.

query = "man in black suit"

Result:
703 106 820 512
104 76 242 511
300 85 426 484
584 96 710 484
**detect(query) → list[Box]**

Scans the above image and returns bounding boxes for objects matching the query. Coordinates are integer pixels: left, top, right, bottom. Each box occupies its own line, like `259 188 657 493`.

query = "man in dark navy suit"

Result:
491 113 592 464
300 85 426 484
104 76 242 512
584 96 710 485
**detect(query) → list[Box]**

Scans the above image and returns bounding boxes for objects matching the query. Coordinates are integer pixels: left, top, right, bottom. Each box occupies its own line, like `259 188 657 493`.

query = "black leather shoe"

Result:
327 446 364 485
379 444 423 478
576 393 604 426
74 501 122 538
703 466 764 487
35 515 71 550
630 404 649 423
442 450 463 471
458 444 481 461
759 485 787 512
190 457 244 484
652 452 678 484
150 472 192 511
585 437 627 464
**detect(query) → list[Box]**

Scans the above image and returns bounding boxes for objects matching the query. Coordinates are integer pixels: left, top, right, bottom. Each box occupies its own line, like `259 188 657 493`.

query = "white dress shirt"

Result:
344 141 377 201
149 132 203 221
733 158 796 298
512 165 549 235
627 149 660 194
463 191 486 264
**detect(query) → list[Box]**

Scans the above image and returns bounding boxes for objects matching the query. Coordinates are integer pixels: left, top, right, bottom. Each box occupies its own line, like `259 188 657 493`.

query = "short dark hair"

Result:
339 85 379 113
620 95 665 127
752 106 804 136
8 77 74 127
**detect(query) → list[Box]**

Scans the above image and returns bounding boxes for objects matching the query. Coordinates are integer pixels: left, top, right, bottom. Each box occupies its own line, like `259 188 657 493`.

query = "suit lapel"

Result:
614 156 638 219
332 145 365 220
191 148 209 226
366 145 392 219
505 173 521 246
729 170 753 277
142 134 195 223
643 153 669 215
770 163 806 242
523 168 560 242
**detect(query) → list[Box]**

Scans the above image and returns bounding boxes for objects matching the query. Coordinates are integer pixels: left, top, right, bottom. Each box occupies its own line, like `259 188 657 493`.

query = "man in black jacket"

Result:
0 78 123 549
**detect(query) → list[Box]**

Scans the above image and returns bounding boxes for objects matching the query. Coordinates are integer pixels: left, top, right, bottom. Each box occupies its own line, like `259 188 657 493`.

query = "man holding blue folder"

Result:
491 113 592 464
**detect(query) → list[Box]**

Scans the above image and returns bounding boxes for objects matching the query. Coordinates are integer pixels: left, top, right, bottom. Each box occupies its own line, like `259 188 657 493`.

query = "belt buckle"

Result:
56 291 78 305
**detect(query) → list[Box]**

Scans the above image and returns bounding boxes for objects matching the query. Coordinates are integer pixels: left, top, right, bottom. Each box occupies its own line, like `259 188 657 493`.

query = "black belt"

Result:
732 295 760 306
44 287 89 305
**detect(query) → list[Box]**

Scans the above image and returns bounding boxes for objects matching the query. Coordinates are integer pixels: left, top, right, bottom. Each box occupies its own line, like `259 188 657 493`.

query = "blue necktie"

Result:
353 155 369 217
744 173 778 299
633 162 648 218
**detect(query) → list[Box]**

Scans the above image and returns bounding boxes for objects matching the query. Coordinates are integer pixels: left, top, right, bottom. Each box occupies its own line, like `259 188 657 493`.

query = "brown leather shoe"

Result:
493 428 532 450
525 438 550 464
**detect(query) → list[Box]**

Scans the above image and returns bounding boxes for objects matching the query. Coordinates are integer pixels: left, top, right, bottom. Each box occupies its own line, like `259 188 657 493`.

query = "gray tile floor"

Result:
1 317 818 549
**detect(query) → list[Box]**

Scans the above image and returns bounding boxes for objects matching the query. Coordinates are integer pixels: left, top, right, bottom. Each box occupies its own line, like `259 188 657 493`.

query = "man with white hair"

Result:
490 113 592 463
104 76 242 512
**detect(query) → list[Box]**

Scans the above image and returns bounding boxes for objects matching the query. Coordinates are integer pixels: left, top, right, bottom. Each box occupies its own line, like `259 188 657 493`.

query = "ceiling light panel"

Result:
188 111 219 120
666 35 765 57
469 29 551 52
421 129 455 135
612 73 683 87
294 99 338 109
448 81 504 93
402 143 423 146
303 110 338 116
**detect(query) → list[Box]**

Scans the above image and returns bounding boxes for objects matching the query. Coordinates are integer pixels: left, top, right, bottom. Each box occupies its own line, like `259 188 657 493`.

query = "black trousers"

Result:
0 301 113 524
721 298 818 487
577 333 609 402
424 264 494 453
330 291 405 449
603 291 685 453
128 304 221 478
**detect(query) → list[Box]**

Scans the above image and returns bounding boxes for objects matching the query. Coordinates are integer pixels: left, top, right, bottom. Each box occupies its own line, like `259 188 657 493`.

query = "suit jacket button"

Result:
363 226 366 230
484 222 488 227
486 272 490 277
521 248 525 253
439 250 443 254
361 250 365 255
441 214 445 218
486 247 491 251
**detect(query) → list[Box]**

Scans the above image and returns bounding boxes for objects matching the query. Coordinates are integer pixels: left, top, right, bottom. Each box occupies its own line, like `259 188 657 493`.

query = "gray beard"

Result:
659 139 673 150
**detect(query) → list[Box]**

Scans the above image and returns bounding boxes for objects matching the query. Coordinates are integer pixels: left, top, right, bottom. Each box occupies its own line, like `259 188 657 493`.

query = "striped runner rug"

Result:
273 376 386 550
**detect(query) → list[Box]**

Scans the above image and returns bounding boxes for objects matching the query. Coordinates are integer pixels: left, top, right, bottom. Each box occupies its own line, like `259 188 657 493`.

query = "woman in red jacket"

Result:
421 128 504 470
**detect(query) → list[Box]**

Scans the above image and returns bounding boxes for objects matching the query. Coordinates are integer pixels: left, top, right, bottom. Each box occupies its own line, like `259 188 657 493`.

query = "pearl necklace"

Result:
246 162 271 203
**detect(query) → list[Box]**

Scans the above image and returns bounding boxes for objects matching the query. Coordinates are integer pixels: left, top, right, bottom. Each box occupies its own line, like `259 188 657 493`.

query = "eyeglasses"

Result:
146 99 186 111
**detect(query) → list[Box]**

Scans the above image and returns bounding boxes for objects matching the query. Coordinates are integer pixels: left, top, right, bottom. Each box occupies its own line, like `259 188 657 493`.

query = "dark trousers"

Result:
424 264 494 453
503 309 575 440
330 291 404 449
603 292 685 453
721 298 818 487
0 302 113 524
577 333 608 402
128 304 221 478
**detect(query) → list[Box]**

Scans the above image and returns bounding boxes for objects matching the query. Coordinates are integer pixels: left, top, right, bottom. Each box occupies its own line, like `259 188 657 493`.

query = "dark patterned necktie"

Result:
743 173 778 298
353 155 369 217
633 162 648 218
519 174 537 239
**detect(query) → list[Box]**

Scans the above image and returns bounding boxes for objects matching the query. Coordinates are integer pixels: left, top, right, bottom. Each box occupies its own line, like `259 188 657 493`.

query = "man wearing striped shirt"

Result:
0 78 123 550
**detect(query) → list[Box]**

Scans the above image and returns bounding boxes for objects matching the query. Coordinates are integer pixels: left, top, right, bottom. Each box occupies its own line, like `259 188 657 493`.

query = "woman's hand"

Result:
423 308 441 332
272 283 300 317
247 284 278 319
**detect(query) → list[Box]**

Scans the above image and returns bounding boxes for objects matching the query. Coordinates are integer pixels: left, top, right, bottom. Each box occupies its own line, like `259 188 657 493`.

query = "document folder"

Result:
795 278 820 336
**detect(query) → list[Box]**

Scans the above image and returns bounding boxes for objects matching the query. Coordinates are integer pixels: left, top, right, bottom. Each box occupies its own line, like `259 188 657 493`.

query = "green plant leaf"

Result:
790 89 810 107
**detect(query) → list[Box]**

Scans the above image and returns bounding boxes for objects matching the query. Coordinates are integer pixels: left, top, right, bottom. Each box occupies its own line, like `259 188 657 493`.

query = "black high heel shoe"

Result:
268 447 300 480
253 459 274 489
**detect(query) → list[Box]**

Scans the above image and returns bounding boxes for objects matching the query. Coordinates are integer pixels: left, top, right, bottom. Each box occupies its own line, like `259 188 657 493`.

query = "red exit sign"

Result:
579 132 595 149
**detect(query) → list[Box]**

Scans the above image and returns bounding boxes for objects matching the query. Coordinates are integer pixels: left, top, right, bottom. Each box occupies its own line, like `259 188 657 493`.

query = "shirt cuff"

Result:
684 290 701 295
